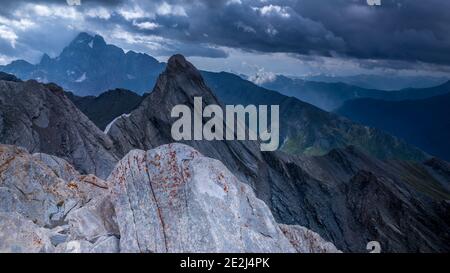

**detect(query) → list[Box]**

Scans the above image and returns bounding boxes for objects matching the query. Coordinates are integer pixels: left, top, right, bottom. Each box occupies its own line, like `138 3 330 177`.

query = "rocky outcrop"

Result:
112 144 286 252
0 78 119 178
0 143 339 253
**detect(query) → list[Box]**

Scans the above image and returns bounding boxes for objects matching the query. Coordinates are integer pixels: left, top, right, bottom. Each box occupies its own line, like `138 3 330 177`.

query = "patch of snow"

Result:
249 68 277 85
126 74 136 79
104 113 131 134
35 76 49 83
88 40 94 48
75 72 87 82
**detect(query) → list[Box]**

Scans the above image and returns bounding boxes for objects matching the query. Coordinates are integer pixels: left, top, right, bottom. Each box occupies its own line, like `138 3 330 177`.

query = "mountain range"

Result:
66 55 450 251
336 93 450 161
301 74 449 91
0 32 165 96
0 32 440 162
1 34 449 252
3 32 449 113
261 75 450 111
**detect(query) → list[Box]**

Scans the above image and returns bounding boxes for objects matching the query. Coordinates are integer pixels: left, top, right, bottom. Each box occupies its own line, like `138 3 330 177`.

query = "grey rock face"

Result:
0 79 119 178
0 144 112 227
0 212 54 253
110 143 337 253
0 144 119 252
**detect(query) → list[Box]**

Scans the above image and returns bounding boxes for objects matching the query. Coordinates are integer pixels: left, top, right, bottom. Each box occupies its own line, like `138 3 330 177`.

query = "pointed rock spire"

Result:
166 54 199 75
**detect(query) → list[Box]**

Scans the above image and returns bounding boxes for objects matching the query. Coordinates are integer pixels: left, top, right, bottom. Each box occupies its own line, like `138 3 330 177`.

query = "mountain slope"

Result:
106 55 450 252
0 77 118 178
261 75 450 111
202 71 427 161
336 93 450 161
66 88 145 130
0 32 165 96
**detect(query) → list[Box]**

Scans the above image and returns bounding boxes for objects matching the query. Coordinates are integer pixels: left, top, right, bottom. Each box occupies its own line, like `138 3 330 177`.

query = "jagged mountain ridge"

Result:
106 55 450 252
0 32 165 96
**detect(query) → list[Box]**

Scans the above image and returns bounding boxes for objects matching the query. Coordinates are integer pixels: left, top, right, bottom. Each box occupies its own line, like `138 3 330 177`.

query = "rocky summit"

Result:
0 143 339 253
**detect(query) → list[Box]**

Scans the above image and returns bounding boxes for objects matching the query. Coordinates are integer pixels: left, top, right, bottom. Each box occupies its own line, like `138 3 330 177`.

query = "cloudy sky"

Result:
0 0 449 78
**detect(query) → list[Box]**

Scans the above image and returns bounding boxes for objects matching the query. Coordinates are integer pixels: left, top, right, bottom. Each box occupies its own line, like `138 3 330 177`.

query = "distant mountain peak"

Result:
72 32 94 43
40 53 52 66
66 32 108 51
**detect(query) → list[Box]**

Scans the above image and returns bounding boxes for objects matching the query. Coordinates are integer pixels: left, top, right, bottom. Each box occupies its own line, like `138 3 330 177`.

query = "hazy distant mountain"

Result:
261 75 450 111
0 32 165 96
336 93 450 161
303 74 449 91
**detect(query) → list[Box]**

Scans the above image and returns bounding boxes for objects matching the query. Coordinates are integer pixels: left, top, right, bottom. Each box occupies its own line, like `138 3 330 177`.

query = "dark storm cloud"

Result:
109 0 450 67
0 0 449 69
291 0 450 65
